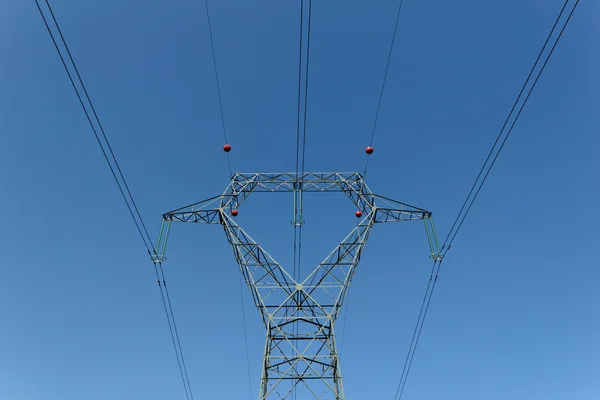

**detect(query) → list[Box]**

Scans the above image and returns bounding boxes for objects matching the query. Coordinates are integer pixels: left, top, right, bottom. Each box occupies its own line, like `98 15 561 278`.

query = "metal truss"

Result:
153 172 441 399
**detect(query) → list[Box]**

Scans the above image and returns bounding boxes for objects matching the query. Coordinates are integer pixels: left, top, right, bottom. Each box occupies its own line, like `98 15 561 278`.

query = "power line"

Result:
393 1 580 398
153 264 193 400
293 0 306 285
297 0 313 293
295 1 312 395
34 1 195 398
34 0 153 253
202 2 252 395
300 0 313 179
364 0 407 176
42 0 156 249
292 1 305 396
443 0 577 250
158 264 195 400
393 260 440 400
294 0 305 183
292 1 313 397
203 0 233 178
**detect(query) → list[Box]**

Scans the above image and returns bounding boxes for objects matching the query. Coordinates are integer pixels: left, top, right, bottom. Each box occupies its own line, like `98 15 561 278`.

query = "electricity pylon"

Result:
153 172 441 399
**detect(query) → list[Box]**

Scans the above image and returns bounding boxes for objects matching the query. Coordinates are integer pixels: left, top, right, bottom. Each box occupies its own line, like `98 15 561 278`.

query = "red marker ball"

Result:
231 209 239 217
223 144 232 152
365 146 374 154
355 210 363 218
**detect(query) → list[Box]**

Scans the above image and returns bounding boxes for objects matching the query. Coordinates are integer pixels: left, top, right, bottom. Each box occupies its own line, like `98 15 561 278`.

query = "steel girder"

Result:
153 172 441 400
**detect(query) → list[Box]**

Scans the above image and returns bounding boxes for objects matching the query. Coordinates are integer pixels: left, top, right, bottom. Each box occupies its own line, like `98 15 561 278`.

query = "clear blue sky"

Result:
1 0 598 399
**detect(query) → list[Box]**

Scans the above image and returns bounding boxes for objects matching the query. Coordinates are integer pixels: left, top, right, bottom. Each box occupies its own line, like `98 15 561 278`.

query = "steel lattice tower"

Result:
153 172 440 399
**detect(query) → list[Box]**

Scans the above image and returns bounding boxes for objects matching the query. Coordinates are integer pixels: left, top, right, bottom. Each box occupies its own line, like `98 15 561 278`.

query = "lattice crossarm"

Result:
224 172 371 193
370 194 432 223
165 209 223 224
161 195 229 224
373 207 431 223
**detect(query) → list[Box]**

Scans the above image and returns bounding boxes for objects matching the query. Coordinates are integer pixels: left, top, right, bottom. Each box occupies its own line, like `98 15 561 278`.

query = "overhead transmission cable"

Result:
363 0 407 176
204 0 233 178
293 0 305 286
291 1 304 396
393 259 442 400
340 0 408 364
34 1 195 398
297 3 313 397
292 0 313 397
299 0 313 181
339 0 409 366
35 0 154 252
393 1 580 399
202 1 252 397
293 0 314 307
443 0 578 250
297 0 313 284
154 264 194 400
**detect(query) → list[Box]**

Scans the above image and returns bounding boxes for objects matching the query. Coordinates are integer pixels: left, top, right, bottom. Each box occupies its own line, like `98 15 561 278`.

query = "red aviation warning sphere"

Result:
355 210 363 218
231 209 239 216
365 146 374 154
223 144 232 152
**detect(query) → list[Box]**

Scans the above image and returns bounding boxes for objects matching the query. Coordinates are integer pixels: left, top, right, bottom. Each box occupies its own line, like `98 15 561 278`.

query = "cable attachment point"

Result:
152 254 166 264
431 253 444 262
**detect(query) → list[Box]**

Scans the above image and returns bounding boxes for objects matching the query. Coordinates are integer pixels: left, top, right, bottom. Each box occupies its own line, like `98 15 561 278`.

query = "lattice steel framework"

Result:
153 172 441 399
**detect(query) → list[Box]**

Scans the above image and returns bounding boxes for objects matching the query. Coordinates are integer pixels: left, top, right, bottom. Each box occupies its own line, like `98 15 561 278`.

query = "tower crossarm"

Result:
367 194 442 259
163 195 226 224
371 194 432 223
224 172 368 193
